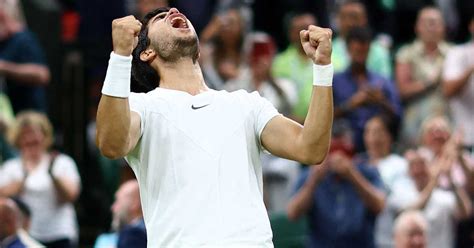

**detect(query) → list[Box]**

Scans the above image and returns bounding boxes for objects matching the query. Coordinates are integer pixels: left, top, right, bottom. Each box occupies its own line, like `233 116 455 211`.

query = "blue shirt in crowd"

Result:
0 30 48 113
333 69 401 151
294 163 385 248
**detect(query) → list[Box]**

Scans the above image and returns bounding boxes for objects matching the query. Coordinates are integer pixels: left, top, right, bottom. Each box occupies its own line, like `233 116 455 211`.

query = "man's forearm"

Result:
298 86 333 164
0 61 50 85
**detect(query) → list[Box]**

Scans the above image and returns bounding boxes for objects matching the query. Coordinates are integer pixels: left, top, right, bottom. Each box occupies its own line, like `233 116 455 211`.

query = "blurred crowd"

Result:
0 0 473 247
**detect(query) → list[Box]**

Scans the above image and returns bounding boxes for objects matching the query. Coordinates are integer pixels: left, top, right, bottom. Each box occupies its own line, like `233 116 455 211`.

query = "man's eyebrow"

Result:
151 12 168 23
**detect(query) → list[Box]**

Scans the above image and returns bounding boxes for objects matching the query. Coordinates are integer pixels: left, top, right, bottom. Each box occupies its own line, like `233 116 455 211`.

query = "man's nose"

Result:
168 8 180 15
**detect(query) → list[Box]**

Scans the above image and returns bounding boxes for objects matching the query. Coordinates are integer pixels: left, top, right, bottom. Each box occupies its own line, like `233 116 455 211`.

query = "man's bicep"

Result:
261 115 303 161
127 111 142 153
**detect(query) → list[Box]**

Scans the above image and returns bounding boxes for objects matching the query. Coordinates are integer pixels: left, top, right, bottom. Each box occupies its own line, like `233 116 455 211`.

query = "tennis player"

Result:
96 7 333 247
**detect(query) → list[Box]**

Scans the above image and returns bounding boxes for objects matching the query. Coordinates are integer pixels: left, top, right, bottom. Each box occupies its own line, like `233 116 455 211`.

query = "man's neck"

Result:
155 59 209 95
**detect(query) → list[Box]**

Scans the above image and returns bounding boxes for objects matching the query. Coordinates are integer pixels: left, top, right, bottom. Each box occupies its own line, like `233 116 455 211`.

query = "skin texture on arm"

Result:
0 180 25 197
96 16 143 159
0 60 50 85
50 175 80 204
261 25 333 165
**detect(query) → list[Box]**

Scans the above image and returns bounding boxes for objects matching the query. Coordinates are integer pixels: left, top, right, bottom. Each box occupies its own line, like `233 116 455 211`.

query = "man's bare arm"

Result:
261 26 333 165
96 16 142 159
0 60 50 85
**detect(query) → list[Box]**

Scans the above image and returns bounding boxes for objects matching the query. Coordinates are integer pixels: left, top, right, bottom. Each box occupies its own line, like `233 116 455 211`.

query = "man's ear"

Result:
140 49 156 62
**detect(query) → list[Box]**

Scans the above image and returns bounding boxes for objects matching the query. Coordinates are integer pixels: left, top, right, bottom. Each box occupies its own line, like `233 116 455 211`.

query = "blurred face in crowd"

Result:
217 9 243 46
111 181 141 231
364 117 392 157
249 37 276 81
289 14 316 49
18 124 47 160
415 8 445 45
421 116 451 155
338 3 367 37
347 39 370 67
394 214 427 248
0 198 17 241
145 8 199 63
406 151 430 191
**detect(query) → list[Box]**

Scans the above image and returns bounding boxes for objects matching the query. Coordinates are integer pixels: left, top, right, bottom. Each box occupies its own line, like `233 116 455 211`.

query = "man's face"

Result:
146 8 199 62
396 220 427 248
338 3 367 36
110 187 131 231
348 40 370 66
407 153 429 190
416 8 445 44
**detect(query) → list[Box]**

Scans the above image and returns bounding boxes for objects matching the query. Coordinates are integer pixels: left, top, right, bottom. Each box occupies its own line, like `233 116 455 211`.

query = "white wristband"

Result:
312 63 333 87
102 52 132 98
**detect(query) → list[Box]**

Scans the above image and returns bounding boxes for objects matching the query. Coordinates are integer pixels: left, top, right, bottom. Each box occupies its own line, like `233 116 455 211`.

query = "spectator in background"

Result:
418 115 474 192
200 7 250 89
0 0 50 114
225 32 297 115
393 210 428 248
360 115 409 248
287 121 385 248
0 197 25 248
112 180 146 248
395 7 450 148
0 111 81 248
442 16 474 153
333 27 401 151
389 149 472 248
331 0 392 78
272 12 316 123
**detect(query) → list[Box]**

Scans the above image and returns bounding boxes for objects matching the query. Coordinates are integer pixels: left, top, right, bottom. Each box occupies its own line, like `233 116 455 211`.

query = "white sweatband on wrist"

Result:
312 63 333 87
102 52 132 98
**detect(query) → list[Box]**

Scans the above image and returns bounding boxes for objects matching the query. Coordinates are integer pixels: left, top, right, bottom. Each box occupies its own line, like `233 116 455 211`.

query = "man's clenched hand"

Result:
112 16 142 56
300 25 333 65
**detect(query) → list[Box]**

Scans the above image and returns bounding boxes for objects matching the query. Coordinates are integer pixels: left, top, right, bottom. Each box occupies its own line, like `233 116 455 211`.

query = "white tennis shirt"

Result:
125 87 280 247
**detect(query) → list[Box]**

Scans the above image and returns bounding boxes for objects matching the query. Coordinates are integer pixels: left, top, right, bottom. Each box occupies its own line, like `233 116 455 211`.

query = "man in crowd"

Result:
0 197 25 248
0 0 50 113
333 27 401 151
393 210 428 248
272 12 317 122
287 122 385 247
331 0 392 78
395 7 450 148
112 180 146 248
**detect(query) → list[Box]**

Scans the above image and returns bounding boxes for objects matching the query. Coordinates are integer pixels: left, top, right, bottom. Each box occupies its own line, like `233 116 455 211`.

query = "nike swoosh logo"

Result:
191 104 210 110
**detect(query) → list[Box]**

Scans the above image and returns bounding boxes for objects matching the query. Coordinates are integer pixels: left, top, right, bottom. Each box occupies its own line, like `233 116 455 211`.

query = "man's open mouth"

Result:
170 14 188 29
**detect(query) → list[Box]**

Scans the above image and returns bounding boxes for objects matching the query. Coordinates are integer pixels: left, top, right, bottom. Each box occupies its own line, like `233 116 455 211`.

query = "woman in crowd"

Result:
199 7 251 89
0 111 81 248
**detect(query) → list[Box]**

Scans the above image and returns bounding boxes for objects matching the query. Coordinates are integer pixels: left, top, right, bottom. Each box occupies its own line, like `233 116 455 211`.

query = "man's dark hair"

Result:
346 26 372 45
131 7 170 93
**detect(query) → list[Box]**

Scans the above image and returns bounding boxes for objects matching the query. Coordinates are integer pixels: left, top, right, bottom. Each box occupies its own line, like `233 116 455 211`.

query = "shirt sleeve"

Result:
250 91 281 149
52 154 81 187
395 45 411 64
129 93 148 137
18 32 47 65
0 159 24 187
